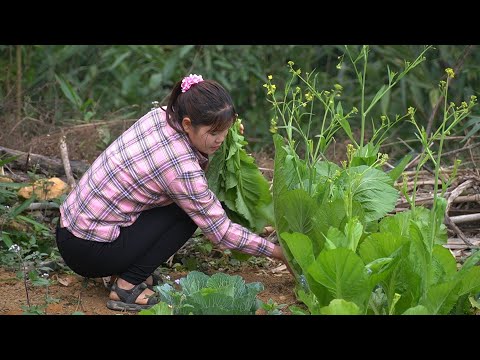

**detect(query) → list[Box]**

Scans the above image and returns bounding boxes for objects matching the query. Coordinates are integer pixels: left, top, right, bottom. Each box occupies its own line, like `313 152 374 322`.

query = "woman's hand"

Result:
271 244 294 276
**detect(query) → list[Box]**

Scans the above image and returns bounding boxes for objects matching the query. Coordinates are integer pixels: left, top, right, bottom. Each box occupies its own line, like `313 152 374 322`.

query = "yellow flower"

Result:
445 68 455 78
268 75 273 80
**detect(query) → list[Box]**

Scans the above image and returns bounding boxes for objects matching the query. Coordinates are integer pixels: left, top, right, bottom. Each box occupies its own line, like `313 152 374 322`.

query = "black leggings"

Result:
56 203 197 285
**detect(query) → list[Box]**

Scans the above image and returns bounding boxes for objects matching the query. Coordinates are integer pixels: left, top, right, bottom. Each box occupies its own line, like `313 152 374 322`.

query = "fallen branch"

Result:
444 237 480 249
396 193 480 208
27 202 59 211
395 179 445 191
446 180 474 213
450 213 480 224
0 145 89 177
441 142 480 158
444 215 473 246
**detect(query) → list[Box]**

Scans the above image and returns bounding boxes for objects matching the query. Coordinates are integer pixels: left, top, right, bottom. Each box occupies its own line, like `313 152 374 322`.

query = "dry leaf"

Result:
271 264 287 273
56 275 76 287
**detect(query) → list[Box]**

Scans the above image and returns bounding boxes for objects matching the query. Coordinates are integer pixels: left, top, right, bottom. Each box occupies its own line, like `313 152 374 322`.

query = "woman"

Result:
56 74 288 311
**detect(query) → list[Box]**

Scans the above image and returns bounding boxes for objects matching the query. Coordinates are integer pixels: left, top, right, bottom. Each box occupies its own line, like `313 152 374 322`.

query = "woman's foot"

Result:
109 278 155 306
145 275 154 287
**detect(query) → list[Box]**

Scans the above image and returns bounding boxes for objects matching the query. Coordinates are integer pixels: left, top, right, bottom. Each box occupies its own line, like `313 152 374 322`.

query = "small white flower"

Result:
42 273 49 279
165 275 171 280
9 244 21 253
174 279 180 285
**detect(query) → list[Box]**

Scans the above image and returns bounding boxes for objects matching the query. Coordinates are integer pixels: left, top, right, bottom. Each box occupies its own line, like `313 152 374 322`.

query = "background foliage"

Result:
1 45 479 152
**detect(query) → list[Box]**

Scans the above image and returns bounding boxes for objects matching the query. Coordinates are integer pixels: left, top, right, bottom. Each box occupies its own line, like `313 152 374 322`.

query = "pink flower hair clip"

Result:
181 74 204 93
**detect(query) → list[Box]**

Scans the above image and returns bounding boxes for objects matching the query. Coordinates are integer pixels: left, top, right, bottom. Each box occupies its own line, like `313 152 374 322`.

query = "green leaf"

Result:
367 85 387 113
458 249 480 275
457 266 480 297
402 305 430 315
359 232 407 264
276 189 326 255
55 74 82 109
421 280 460 315
309 248 370 306
179 271 209 295
351 143 379 167
343 166 399 222
344 217 363 252
388 154 412 183
0 155 20 167
9 196 37 219
320 299 361 315
139 301 173 315
207 120 272 232
281 232 315 274
324 227 346 250
16 215 51 231
431 244 457 284
107 51 131 71
1 232 13 249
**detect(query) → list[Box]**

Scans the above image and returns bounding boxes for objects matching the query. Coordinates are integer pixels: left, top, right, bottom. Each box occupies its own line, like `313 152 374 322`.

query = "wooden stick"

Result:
445 215 473 246
27 202 59 211
441 142 480 158
447 238 480 245
396 193 480 208
450 213 480 224
444 243 480 249
456 194 480 203
446 179 474 213
59 134 76 188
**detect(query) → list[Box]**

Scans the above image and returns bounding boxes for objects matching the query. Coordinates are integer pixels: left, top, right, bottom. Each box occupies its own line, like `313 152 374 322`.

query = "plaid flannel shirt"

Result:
60 108 274 257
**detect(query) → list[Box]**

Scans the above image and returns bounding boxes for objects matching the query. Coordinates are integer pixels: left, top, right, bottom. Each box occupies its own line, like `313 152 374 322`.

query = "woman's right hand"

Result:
271 245 294 276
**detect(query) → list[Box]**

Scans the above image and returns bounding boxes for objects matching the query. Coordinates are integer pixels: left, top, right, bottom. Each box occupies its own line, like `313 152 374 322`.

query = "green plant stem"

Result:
22 261 30 308
360 47 368 147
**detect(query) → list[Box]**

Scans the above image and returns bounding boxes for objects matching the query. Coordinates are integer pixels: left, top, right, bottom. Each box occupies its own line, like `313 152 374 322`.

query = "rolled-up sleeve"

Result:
166 170 274 257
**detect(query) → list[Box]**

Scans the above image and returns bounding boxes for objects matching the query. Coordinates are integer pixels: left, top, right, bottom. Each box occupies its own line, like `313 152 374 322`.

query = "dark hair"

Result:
165 78 237 133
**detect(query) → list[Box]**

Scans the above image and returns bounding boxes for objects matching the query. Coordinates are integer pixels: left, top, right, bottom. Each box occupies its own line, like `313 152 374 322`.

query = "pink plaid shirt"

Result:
60 108 274 257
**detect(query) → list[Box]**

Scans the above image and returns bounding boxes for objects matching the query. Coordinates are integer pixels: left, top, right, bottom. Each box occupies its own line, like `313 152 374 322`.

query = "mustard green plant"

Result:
405 67 477 230
264 46 434 196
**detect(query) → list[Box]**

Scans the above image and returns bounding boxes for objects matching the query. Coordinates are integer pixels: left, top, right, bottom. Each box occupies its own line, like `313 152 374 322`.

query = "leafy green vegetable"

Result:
140 271 264 315
207 119 273 232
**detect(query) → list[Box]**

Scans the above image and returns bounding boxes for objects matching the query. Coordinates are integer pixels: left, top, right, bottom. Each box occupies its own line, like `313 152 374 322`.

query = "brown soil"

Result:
0 263 298 315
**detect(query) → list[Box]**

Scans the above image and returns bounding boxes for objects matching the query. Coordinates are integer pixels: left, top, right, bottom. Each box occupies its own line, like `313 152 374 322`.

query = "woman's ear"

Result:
182 117 192 133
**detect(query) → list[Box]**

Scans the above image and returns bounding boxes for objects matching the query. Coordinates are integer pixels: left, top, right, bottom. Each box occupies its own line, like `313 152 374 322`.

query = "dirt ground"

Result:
0 262 297 315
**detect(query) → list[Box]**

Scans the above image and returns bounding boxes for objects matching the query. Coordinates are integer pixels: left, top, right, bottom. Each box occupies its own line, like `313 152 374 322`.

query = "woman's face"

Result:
183 118 229 155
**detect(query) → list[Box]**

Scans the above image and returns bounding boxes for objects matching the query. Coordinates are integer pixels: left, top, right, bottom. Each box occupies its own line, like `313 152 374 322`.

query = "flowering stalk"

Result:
407 69 477 217
344 45 432 148
9 244 30 308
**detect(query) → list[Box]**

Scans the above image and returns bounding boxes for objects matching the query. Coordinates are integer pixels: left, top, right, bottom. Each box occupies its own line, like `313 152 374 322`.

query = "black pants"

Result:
56 203 197 285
